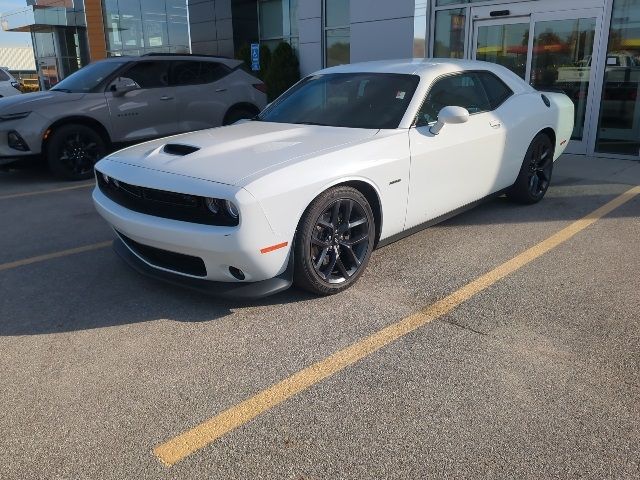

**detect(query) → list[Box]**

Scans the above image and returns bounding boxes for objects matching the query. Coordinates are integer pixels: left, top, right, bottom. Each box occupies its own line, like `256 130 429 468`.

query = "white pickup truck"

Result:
557 53 637 82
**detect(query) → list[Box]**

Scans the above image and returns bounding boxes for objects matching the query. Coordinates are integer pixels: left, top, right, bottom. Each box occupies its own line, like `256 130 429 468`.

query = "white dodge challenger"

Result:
93 59 574 298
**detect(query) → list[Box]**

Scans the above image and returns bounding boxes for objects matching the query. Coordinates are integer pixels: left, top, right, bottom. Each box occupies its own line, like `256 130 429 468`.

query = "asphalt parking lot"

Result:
1 155 639 479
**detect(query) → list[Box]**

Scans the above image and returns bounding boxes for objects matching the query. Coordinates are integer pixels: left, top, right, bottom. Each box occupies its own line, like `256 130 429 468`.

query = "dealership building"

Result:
1 0 639 159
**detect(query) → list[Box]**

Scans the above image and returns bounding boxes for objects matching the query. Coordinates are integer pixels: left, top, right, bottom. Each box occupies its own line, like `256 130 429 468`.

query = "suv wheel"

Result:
47 124 107 181
223 107 258 125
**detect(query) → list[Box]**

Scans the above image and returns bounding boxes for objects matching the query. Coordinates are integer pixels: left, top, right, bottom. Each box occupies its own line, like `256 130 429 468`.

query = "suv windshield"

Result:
52 61 127 93
257 73 420 129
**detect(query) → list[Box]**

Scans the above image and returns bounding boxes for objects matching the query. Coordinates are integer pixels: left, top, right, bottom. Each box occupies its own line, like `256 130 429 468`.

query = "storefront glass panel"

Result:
476 22 529 78
530 17 597 141
324 0 350 67
434 8 466 58
596 0 640 155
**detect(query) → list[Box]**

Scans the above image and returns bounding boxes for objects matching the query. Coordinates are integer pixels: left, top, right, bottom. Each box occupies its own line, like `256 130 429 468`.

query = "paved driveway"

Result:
0 155 638 479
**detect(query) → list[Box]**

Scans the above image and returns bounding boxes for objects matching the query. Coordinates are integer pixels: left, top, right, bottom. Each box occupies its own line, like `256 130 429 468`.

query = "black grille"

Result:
118 232 207 277
96 172 238 226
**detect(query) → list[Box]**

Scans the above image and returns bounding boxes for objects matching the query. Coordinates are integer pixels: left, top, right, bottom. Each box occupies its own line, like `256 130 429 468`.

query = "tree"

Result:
264 42 300 101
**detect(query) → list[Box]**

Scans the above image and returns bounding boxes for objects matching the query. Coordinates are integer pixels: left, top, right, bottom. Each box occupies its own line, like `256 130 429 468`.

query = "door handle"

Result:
490 121 501 128
215 88 227 92
160 95 174 101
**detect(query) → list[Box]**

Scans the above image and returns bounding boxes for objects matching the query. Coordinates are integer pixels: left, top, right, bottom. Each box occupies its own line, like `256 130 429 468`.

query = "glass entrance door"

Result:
472 8 603 154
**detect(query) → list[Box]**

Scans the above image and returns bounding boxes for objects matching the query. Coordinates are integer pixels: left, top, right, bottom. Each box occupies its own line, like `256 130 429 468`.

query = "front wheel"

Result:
47 124 107 181
293 186 375 296
506 133 554 204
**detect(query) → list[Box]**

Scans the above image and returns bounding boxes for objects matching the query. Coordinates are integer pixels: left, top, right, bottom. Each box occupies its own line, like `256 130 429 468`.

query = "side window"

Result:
416 72 491 126
477 71 513 110
122 61 170 89
0 70 9 81
170 61 230 86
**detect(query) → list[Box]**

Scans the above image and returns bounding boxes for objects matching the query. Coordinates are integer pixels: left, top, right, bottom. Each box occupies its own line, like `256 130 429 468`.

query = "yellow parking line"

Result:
0 182 94 200
153 185 640 467
0 241 111 273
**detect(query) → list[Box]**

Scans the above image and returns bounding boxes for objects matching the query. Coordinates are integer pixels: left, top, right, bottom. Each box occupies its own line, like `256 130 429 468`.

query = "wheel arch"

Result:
43 116 112 154
301 178 383 248
223 102 261 124
538 126 556 146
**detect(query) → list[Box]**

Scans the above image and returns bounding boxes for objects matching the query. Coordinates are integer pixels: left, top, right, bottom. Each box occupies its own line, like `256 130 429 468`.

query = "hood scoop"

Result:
163 143 200 156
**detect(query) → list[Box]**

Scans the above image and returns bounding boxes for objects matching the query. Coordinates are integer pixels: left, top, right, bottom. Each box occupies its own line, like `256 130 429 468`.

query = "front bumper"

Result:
113 235 293 299
0 112 47 157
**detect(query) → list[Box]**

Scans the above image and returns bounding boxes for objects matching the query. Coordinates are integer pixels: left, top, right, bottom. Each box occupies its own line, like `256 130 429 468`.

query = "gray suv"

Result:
0 54 266 179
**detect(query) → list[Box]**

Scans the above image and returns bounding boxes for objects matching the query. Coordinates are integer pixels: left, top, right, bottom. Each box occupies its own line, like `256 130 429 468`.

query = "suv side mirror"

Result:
110 77 139 97
430 106 470 135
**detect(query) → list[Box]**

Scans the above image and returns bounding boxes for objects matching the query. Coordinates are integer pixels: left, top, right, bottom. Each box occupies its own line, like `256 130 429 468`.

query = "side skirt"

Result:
376 188 509 249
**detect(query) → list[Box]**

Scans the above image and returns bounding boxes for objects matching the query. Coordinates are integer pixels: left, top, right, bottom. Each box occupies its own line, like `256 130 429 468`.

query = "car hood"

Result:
105 121 379 186
0 90 85 112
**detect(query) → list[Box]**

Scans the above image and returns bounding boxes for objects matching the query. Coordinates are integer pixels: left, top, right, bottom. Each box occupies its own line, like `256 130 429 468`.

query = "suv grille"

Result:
118 232 207 277
96 172 238 226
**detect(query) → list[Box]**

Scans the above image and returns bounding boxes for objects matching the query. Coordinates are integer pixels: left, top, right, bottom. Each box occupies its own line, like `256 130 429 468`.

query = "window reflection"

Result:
258 0 299 54
596 0 640 155
530 18 596 141
434 8 466 58
476 23 529 79
324 0 350 67
102 0 189 56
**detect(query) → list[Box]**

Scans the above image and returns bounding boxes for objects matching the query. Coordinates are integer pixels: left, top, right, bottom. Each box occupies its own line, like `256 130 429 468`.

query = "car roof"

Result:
318 58 533 93
97 54 241 68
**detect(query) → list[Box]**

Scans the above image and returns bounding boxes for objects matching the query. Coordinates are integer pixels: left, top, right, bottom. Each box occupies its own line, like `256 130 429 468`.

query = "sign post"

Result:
250 43 260 72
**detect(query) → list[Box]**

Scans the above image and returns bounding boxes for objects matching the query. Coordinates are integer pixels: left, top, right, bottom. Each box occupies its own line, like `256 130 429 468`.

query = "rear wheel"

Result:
47 124 107 180
223 106 258 125
506 132 554 204
294 186 375 296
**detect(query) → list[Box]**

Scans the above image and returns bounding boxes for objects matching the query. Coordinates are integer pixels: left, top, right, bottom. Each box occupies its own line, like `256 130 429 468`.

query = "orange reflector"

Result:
260 242 288 254
560 139 567 145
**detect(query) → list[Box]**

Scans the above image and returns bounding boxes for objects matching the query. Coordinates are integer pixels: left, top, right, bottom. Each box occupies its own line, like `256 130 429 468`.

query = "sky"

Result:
0 0 33 48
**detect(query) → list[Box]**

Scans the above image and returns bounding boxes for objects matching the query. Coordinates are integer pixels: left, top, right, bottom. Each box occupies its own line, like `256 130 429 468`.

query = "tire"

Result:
223 107 258 125
293 186 375 296
47 124 107 181
506 132 554 204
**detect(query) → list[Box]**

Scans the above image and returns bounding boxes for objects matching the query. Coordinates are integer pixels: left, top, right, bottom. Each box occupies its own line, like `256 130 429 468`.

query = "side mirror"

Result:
110 77 139 97
430 106 470 135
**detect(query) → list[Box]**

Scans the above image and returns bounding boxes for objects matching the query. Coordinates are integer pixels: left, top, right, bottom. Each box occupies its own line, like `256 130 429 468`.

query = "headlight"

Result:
224 200 239 219
102 173 110 184
0 112 31 122
205 197 220 214
205 197 239 222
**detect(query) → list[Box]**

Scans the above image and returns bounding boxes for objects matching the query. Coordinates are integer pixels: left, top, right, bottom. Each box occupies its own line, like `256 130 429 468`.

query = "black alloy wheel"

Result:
507 133 554 204
47 124 107 181
294 186 375 295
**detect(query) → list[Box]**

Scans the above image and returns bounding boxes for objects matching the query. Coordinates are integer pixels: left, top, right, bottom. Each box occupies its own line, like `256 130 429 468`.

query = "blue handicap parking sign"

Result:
251 43 260 71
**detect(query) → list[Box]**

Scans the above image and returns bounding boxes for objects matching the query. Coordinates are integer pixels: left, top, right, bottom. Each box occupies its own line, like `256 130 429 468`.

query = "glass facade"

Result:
102 0 189 56
258 0 299 52
0 0 89 89
596 0 640 155
324 0 350 67
430 0 640 158
434 8 466 58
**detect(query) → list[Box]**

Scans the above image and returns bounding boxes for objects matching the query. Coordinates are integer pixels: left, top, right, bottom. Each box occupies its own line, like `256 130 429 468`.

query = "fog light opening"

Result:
8 131 29 152
228 266 245 281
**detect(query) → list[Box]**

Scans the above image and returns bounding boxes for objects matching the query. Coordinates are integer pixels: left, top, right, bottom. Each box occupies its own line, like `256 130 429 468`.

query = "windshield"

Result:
258 73 421 129
52 61 127 93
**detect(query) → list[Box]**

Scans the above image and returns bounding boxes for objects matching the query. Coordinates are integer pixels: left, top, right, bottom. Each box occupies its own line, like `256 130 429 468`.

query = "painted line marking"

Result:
0 182 94 200
260 241 289 254
153 186 640 467
0 241 111 273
